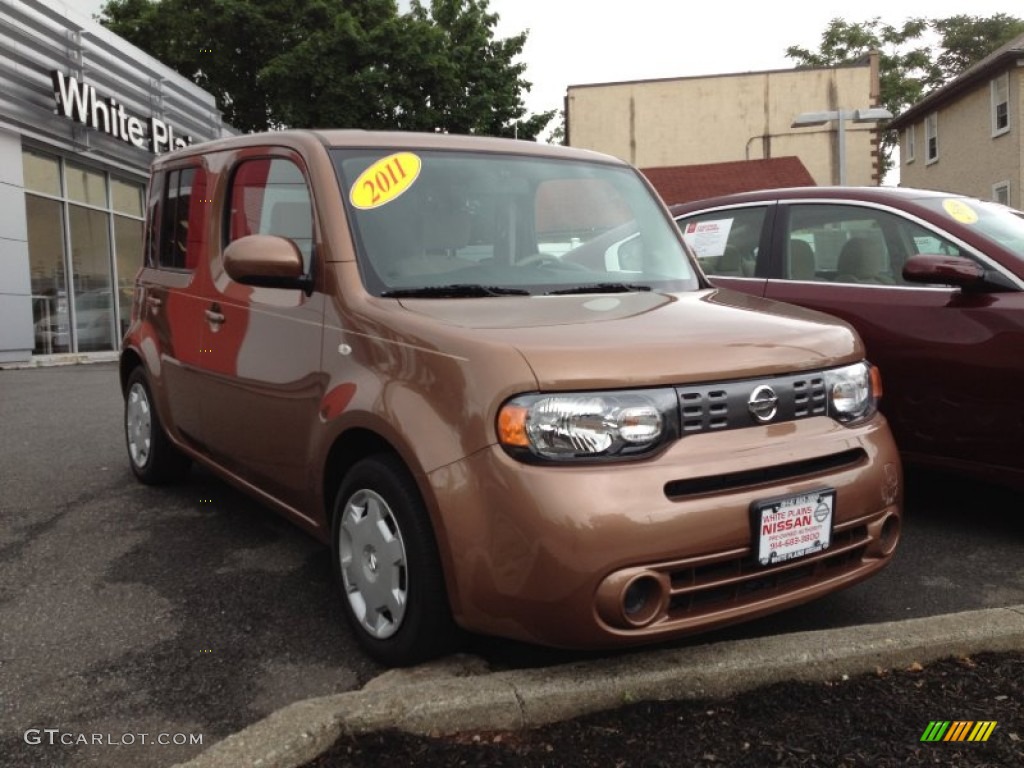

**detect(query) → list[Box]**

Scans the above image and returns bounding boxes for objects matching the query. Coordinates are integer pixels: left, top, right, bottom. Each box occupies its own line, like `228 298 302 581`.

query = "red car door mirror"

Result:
902 254 985 289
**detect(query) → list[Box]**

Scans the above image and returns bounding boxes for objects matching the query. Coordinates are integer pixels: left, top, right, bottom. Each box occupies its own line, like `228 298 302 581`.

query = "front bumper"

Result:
427 414 902 649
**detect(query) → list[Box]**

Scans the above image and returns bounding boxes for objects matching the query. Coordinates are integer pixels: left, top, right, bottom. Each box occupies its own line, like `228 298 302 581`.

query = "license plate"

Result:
754 489 834 566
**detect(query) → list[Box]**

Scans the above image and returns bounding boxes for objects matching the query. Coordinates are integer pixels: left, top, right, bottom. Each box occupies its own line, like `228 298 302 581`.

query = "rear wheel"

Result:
332 454 460 666
124 367 191 484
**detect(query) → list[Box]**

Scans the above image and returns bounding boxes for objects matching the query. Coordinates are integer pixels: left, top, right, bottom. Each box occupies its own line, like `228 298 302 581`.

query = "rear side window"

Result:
676 206 768 277
146 165 208 271
227 158 314 272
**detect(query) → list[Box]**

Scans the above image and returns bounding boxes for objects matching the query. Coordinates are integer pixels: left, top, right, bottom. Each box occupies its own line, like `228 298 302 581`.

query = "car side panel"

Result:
763 280 1024 474
191 147 328 512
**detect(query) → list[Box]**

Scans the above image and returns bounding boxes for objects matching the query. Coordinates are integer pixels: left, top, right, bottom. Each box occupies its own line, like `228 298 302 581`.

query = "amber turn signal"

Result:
870 365 883 399
497 404 530 447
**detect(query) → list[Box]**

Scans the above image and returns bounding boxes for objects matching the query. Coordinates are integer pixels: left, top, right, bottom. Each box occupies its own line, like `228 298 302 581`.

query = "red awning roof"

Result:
642 157 815 205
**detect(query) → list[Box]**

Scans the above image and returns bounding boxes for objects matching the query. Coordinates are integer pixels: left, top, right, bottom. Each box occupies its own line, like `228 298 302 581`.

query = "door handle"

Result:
204 307 225 325
146 295 163 307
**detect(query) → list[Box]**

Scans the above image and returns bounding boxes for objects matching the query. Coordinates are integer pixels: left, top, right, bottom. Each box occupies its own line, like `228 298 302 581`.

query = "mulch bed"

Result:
306 651 1024 767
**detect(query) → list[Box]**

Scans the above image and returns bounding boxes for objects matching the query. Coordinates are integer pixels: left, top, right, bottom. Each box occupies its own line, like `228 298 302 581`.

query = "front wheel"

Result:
124 367 191 484
332 454 460 666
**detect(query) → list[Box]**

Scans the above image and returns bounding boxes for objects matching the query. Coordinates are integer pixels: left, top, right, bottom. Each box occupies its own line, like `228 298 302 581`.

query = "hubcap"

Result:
126 382 152 468
338 489 408 640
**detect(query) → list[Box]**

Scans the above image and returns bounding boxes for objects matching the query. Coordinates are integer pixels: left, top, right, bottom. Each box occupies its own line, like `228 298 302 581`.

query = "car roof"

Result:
153 128 627 168
669 186 966 215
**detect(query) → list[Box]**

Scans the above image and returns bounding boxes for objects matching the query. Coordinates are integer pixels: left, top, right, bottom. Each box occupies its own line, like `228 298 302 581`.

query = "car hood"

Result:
399 288 862 389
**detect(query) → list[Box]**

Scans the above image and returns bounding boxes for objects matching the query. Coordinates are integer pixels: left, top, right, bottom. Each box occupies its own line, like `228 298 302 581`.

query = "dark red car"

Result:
672 187 1024 489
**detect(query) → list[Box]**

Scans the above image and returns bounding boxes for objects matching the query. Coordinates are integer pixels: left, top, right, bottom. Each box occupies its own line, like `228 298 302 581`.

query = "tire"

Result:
332 454 460 666
124 367 191 485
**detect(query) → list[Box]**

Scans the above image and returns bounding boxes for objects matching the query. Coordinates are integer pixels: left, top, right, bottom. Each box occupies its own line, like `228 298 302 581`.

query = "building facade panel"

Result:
567 59 882 188
900 71 1022 206
0 0 230 364
0 127 32 361
893 34 1024 209
1017 66 1024 206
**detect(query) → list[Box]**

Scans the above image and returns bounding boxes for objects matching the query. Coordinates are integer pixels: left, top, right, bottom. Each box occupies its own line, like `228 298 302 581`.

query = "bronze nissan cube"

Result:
120 130 902 666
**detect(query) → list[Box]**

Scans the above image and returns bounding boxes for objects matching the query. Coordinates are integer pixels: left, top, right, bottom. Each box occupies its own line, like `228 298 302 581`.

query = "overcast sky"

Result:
59 0 1019 120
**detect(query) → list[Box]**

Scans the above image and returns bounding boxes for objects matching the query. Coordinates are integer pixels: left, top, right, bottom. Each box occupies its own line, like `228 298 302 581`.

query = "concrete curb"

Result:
0 351 119 370
173 604 1024 768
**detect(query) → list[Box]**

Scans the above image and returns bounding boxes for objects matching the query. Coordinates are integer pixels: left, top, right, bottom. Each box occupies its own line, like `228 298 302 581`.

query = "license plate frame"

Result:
752 489 835 566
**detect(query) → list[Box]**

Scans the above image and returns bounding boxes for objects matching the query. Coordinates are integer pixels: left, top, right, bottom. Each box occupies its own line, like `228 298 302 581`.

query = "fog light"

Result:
879 513 900 556
624 580 650 615
596 570 668 629
621 574 663 627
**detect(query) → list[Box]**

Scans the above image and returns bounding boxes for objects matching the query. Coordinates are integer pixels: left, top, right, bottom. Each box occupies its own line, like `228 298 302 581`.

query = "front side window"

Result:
331 149 697 296
227 157 315 272
925 113 938 163
783 203 975 286
992 73 1010 136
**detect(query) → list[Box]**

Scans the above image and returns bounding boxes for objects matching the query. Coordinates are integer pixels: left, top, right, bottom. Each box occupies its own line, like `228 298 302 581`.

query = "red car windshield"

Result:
917 197 1024 263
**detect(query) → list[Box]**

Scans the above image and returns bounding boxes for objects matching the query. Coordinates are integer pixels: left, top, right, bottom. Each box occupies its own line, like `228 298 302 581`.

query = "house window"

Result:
904 125 915 163
993 181 1010 206
925 113 938 163
991 73 1010 136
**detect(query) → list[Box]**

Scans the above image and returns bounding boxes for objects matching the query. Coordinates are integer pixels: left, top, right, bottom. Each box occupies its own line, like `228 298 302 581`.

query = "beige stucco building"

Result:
892 34 1024 208
566 55 884 187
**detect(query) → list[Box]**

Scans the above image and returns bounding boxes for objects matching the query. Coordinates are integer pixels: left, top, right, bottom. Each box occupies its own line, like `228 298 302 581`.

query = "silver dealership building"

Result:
1 0 230 364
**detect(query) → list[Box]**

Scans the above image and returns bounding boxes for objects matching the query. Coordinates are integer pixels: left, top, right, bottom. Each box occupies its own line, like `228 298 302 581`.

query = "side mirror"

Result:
224 235 310 292
902 254 985 290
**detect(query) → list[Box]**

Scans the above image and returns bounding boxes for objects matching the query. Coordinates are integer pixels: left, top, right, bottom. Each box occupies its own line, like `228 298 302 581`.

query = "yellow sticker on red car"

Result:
942 199 979 224
350 152 422 210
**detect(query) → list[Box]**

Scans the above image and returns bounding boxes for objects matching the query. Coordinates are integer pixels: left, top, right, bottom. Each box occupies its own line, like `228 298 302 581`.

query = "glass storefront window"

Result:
23 151 61 196
69 205 116 352
66 162 108 207
112 178 143 217
21 149 145 355
26 196 70 355
113 215 143 339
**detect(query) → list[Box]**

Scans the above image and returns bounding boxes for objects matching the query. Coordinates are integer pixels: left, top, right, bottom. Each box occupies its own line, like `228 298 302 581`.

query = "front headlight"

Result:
825 362 881 424
498 389 680 462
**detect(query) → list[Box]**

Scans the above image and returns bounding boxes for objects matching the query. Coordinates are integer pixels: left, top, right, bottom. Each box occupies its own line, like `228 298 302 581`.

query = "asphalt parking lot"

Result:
1 361 1022 768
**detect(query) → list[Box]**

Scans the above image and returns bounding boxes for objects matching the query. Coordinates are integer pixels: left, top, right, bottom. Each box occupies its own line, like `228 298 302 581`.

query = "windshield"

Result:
918 197 1024 261
331 149 699 296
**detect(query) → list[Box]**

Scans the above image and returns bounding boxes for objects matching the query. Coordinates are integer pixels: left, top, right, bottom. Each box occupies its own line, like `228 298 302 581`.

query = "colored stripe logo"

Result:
920 721 997 742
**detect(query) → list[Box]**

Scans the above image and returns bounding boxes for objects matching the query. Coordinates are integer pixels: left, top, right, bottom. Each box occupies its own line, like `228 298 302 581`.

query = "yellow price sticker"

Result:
350 152 422 210
942 199 978 224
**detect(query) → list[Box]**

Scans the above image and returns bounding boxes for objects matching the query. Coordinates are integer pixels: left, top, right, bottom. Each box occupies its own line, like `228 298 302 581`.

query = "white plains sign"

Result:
51 71 193 154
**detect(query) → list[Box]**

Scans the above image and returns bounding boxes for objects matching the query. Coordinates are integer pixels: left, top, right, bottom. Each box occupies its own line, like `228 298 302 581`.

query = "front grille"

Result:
676 372 827 435
664 521 871 617
664 448 867 498
680 389 729 432
793 376 827 417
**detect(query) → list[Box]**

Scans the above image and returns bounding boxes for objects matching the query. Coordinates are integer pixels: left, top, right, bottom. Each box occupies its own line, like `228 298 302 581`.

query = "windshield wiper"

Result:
544 282 653 295
381 284 531 298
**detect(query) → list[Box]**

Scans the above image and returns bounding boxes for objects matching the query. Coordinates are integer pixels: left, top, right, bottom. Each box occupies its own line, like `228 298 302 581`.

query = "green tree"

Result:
547 109 566 145
785 17 936 171
400 0 554 138
99 0 553 138
931 14 1024 82
786 14 1024 171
